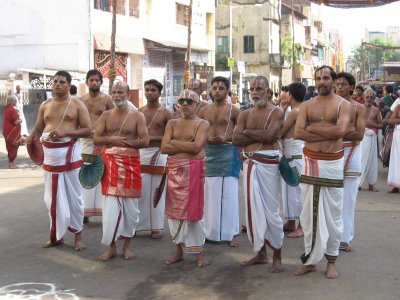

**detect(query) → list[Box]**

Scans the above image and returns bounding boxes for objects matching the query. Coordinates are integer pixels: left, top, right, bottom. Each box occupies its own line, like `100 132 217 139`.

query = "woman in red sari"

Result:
3 95 23 168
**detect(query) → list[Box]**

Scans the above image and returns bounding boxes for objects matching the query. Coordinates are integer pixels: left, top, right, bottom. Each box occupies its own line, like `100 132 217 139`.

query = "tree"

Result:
281 36 304 67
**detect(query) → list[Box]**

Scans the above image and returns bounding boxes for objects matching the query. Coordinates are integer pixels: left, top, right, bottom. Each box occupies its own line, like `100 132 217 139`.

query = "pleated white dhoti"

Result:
388 126 400 188
360 129 379 187
168 219 206 254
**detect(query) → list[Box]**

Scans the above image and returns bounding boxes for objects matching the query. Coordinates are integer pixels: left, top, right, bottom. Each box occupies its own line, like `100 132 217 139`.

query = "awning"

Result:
94 31 145 55
308 0 398 8
145 38 211 52
17 68 86 79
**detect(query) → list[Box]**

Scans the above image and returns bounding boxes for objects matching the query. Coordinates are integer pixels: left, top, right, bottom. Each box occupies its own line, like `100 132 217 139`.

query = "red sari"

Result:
3 105 21 162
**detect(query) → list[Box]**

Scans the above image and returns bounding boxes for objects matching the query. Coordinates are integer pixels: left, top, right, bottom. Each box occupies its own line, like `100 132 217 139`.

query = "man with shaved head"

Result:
93 80 149 261
186 78 208 115
161 89 210 267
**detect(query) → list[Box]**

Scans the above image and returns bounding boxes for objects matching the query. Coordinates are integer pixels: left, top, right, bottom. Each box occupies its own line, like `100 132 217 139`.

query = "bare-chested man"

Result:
335 72 366 253
278 82 306 238
387 104 400 192
293 65 352 279
198 76 241 247
137 79 173 239
360 88 382 192
232 76 285 273
80 69 114 223
26 70 91 251
161 89 210 267
93 81 149 261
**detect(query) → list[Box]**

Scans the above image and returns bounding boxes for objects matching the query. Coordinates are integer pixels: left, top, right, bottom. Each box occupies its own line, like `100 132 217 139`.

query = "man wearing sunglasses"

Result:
161 89 210 267
335 72 366 253
233 76 285 273
198 76 241 247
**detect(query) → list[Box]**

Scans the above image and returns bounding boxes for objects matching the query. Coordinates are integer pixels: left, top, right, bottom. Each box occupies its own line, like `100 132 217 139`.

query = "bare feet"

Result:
165 246 184 265
269 250 284 273
98 243 117 261
195 253 210 267
8 162 16 169
123 247 135 260
241 253 268 266
42 238 64 248
151 230 162 239
293 265 316 276
229 237 239 247
388 188 400 194
368 185 379 192
83 217 89 224
241 225 247 232
287 228 304 238
339 242 353 252
74 234 86 251
283 220 296 232
325 262 339 279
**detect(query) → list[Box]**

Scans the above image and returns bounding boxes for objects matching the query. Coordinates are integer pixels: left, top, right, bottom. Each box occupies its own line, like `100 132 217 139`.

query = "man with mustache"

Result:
80 69 114 223
233 76 285 273
293 66 352 279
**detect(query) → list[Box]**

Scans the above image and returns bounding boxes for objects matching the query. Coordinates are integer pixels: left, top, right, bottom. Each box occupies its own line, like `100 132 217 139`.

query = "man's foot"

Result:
326 262 339 279
269 250 284 273
164 253 184 265
241 225 247 232
74 234 86 251
283 220 296 232
229 237 239 247
195 253 209 267
123 247 135 260
8 163 16 169
287 228 304 238
98 244 117 261
240 254 268 266
151 230 162 239
388 188 400 194
358 186 362 191
368 185 379 192
83 217 89 224
293 265 316 276
42 238 64 248
339 242 353 252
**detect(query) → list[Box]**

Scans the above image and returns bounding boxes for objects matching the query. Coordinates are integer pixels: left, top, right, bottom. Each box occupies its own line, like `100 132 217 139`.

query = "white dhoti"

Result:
388 126 400 188
168 219 206 254
300 149 344 265
204 177 239 242
243 150 283 252
81 138 104 217
15 102 28 136
341 142 361 247
281 138 304 220
101 196 139 245
360 129 379 187
137 147 167 232
42 134 84 242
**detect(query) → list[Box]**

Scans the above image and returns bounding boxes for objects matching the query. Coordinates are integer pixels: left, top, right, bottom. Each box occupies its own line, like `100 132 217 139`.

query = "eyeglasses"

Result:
177 98 195 105
336 82 349 87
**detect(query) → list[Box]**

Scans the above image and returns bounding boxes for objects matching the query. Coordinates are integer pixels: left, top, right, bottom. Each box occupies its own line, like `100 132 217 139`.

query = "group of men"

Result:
25 65 400 278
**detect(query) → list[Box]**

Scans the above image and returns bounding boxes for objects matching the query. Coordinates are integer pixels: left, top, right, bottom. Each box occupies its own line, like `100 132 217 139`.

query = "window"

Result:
243 35 255 53
129 0 139 18
94 0 125 15
176 3 190 26
216 36 229 54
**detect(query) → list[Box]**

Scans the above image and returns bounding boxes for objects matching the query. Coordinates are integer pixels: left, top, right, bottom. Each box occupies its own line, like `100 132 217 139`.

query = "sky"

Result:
321 1 400 58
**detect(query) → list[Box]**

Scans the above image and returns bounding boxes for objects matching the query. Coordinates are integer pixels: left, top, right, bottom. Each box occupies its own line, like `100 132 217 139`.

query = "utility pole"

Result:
291 0 296 82
108 0 117 94
184 0 193 86
278 0 282 92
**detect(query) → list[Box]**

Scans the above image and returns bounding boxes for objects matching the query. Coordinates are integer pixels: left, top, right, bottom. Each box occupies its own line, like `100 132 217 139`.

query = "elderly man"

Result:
293 66 352 279
137 79 173 239
161 89 210 267
93 81 149 261
198 76 241 247
80 69 114 223
387 104 400 192
233 76 285 273
186 78 208 115
26 70 91 250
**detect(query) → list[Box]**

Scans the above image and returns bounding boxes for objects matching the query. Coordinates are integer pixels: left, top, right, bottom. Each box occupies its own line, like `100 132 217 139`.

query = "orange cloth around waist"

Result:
141 165 167 175
343 141 360 148
303 148 344 160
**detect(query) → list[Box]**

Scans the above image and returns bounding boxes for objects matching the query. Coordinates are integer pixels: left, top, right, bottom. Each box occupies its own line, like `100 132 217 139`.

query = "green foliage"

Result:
215 52 230 71
281 36 304 66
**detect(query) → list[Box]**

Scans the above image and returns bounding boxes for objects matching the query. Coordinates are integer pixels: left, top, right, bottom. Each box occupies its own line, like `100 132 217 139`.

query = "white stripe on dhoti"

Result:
137 147 167 232
42 133 84 241
281 138 304 220
204 177 239 242
81 138 104 217
243 150 283 252
168 219 205 254
341 144 361 245
388 126 400 188
101 196 139 245
360 129 379 186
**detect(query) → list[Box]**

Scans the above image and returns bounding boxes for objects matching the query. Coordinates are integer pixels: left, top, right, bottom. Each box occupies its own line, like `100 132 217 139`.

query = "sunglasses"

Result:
177 98 195 105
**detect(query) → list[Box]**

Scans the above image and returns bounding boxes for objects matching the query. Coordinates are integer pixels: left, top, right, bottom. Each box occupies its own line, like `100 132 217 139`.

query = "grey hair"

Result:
364 87 376 97
6 95 17 106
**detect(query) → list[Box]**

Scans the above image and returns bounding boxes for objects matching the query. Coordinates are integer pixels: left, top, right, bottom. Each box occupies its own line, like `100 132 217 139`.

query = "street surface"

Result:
0 137 399 300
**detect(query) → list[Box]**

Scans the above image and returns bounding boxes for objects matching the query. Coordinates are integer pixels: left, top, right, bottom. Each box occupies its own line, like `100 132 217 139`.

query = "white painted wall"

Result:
0 0 91 75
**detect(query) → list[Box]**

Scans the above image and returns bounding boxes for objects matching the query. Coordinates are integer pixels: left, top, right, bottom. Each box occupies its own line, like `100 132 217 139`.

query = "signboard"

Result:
227 57 235 67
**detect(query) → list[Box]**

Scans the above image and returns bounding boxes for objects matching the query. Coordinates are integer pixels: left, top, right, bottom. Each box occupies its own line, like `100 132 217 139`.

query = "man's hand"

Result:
48 129 66 141
107 136 128 146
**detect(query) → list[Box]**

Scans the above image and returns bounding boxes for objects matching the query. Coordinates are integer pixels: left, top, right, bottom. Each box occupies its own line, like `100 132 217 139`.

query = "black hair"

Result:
288 82 306 102
55 70 72 83
70 85 77 95
337 72 356 87
355 85 364 92
385 85 394 94
314 65 337 81
86 69 103 83
144 79 163 93
211 76 230 90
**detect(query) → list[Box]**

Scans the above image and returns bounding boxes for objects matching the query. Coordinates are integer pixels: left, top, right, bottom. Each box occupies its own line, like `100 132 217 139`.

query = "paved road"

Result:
0 138 399 300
